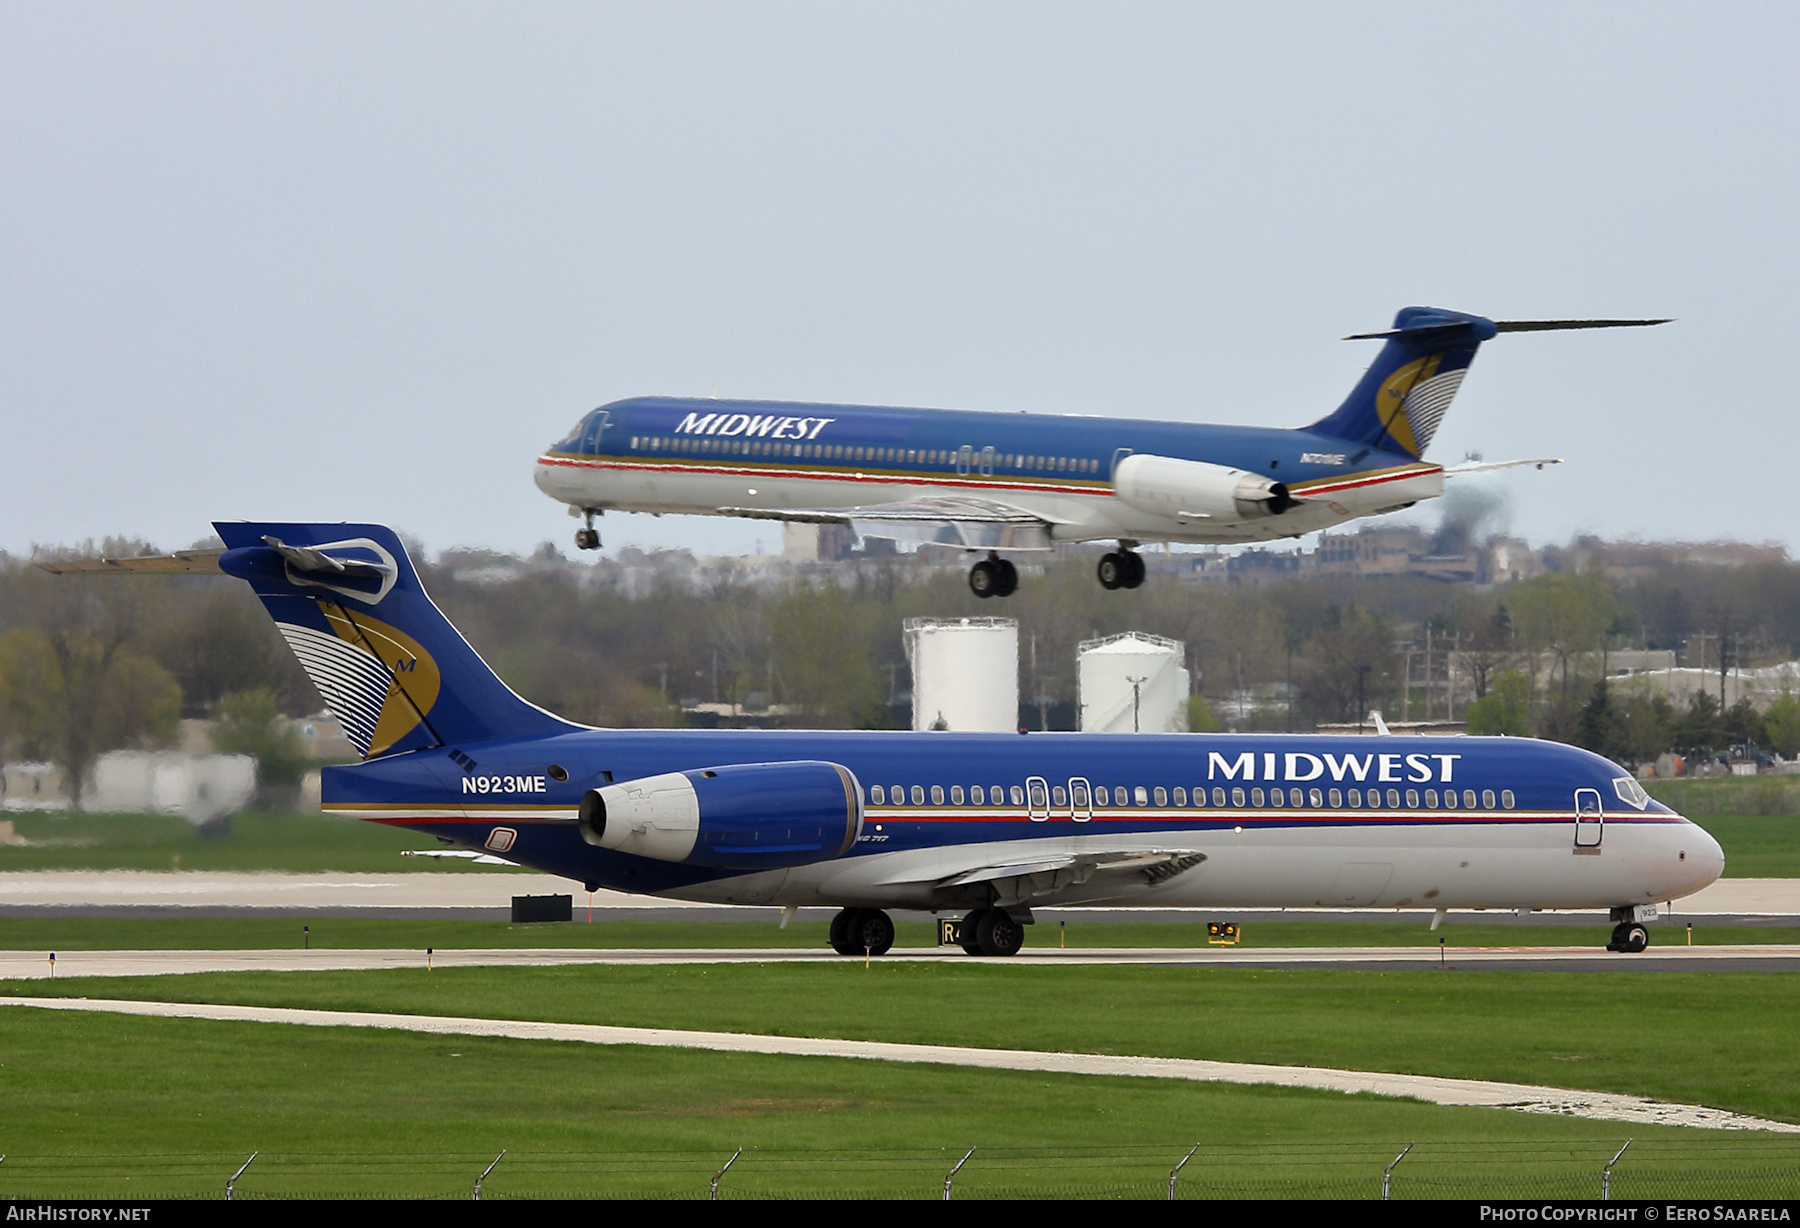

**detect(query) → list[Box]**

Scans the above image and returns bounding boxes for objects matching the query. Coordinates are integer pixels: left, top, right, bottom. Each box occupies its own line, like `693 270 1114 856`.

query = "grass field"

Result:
0 1003 1795 1199
0 804 1795 875
16 961 1800 1125
0 915 1795 952
0 809 508 873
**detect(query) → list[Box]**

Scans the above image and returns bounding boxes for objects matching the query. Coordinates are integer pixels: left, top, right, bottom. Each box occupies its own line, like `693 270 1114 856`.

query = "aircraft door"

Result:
980 446 995 476
582 411 612 456
1574 788 1603 848
1026 776 1049 822
957 445 973 476
1068 777 1092 823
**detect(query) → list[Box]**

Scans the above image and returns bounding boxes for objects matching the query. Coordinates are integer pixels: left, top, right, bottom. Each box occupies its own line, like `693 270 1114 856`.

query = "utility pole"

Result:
1127 675 1147 733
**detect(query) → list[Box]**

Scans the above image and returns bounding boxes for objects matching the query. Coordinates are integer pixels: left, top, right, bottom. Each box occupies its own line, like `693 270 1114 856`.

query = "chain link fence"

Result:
2 1139 1798 1199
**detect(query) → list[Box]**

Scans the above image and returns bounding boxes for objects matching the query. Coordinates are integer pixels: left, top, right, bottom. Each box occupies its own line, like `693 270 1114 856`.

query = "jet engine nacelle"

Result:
577 760 863 870
1111 453 1298 523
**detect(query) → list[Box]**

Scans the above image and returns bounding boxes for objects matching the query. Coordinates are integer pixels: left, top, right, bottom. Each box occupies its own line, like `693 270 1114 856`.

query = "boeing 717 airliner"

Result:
536 307 1665 597
48 521 1720 956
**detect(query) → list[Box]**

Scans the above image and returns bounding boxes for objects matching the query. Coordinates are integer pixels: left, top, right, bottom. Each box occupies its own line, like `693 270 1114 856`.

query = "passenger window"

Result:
1387 788 1401 808
971 785 984 805
1010 785 1024 806
1463 789 1476 808
1134 786 1149 806
1231 787 1245 807
1289 788 1302 807
1094 785 1109 805
871 785 885 804
1251 788 1265 806
1482 789 1496 809
1328 788 1341 807
1425 789 1438 808
1406 789 1419 808
1501 790 1515 809
931 785 945 805
1214 787 1227 806
891 784 903 803
1443 789 1457 809
1153 787 1167 806
1052 785 1067 807
1310 788 1323 807
911 785 924 805
1348 789 1361 807
1268 788 1284 808
951 785 965 805
1173 787 1187 806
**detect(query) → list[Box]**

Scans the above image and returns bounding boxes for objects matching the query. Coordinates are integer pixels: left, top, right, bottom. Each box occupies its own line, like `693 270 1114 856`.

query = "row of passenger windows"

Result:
868 782 1517 810
628 435 1099 475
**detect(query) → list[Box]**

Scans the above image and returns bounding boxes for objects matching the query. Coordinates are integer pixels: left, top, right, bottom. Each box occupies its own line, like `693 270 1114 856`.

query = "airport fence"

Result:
1 1140 1798 1200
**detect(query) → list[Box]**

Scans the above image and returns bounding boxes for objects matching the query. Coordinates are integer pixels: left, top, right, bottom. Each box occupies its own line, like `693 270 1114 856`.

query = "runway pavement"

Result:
1 870 1796 926
2 993 1792 1133
5 942 1800 979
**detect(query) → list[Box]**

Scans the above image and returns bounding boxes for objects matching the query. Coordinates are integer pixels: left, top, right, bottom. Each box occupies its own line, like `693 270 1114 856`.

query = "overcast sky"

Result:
3 4 1794 561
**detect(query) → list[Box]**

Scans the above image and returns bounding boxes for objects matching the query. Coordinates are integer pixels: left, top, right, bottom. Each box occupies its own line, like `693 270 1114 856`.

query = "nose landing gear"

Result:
1606 922 1650 953
573 509 601 552
1097 549 1145 591
968 552 1019 599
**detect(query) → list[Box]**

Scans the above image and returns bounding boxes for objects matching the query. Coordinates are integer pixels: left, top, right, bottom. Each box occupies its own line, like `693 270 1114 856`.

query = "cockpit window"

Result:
1613 776 1649 809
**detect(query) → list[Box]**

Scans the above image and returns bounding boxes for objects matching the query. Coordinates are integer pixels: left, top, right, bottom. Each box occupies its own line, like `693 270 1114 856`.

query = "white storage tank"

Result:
904 617 1019 732
1079 632 1190 733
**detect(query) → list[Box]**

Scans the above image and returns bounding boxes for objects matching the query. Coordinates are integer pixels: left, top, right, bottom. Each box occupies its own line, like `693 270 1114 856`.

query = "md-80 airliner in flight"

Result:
49 521 1719 956
536 307 1665 598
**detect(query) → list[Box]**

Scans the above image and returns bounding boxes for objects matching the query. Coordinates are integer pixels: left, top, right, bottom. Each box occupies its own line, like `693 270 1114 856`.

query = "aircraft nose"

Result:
1687 821 1726 887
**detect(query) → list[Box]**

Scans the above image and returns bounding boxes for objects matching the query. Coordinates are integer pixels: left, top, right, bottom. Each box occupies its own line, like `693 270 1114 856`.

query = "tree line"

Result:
2 533 1797 806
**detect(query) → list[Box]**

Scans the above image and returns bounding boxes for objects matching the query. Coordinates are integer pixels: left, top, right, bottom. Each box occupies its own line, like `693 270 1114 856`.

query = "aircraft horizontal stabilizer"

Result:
34 548 225 575
1442 457 1563 476
1492 318 1672 333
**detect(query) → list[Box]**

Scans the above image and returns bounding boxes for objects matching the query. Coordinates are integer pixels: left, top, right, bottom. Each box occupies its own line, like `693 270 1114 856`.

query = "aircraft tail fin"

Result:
1308 308 1669 459
212 522 578 759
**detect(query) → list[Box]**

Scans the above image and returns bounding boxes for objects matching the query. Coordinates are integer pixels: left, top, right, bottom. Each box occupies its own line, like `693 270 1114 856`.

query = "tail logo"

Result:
276 601 441 757
1376 355 1466 458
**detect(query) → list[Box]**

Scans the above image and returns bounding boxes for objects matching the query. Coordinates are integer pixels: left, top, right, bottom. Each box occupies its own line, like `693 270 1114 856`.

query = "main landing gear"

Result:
829 907 895 956
1606 921 1650 953
958 907 1025 957
968 551 1019 599
573 509 601 552
1097 549 1145 591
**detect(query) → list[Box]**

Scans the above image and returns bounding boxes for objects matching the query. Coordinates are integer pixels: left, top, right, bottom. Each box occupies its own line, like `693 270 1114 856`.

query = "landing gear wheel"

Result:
848 908 895 956
959 908 988 955
573 527 600 551
829 907 858 955
1121 550 1145 589
1097 553 1124 590
1606 921 1650 953
969 560 999 599
975 907 1024 957
995 559 1018 597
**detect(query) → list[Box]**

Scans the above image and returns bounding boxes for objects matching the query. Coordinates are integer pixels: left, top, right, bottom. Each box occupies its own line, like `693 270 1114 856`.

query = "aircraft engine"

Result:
576 760 862 869
1111 454 1298 523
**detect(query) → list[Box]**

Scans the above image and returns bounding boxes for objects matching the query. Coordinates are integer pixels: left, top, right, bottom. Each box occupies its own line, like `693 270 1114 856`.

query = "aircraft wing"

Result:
718 496 1059 551
1442 457 1563 476
876 847 1208 905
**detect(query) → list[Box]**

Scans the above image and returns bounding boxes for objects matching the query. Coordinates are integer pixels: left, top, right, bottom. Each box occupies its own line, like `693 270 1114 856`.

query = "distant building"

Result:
1078 633 1190 733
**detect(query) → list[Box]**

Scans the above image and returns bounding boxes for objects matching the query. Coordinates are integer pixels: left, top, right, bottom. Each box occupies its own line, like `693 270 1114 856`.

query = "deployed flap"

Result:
720 497 1057 551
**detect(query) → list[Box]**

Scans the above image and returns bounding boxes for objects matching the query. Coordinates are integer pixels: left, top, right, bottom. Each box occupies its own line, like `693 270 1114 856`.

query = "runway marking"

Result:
2 994 1793 1134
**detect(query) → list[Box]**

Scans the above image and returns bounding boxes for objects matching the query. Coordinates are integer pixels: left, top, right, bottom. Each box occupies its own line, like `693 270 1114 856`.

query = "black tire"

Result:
975 908 1024 957
574 528 600 551
1623 924 1649 953
1097 553 1123 591
1121 551 1146 589
995 560 1018 597
1605 921 1628 952
850 909 895 956
969 561 998 599
829 907 860 955
959 908 988 955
